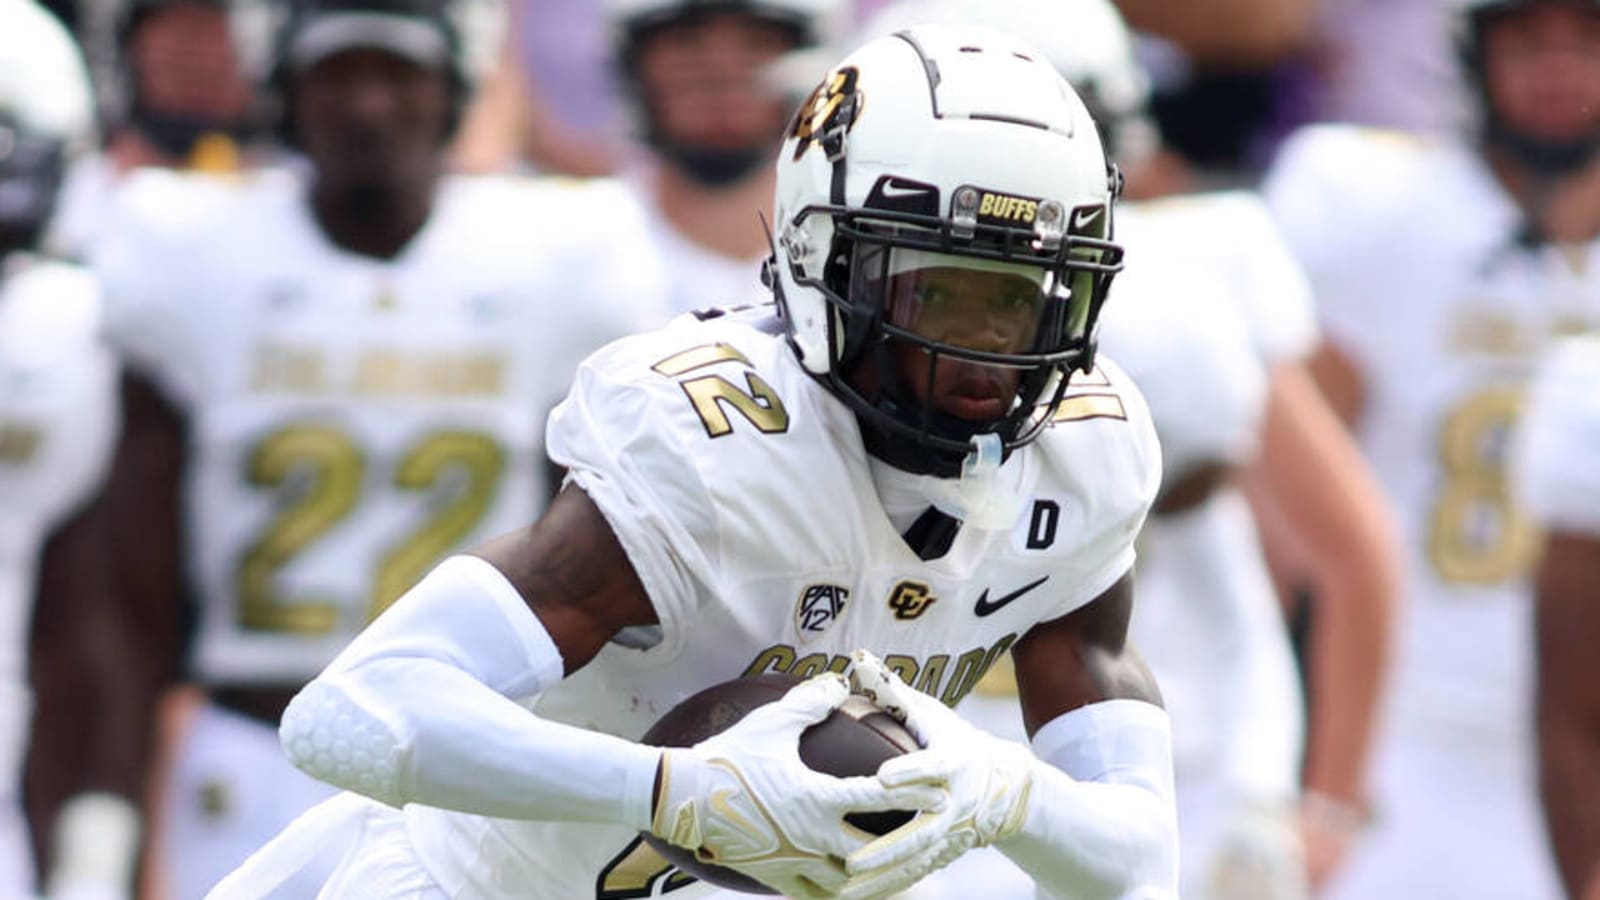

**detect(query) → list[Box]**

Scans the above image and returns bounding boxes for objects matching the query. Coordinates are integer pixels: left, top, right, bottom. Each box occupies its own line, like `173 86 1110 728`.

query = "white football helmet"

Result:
264 0 502 145
854 0 1157 165
769 24 1124 476
605 0 850 185
605 0 847 49
0 0 95 251
1455 0 1600 174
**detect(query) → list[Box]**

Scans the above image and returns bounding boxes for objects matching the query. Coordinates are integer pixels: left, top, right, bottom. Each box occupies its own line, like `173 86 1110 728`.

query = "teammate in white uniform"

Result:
0 2 131 897
213 26 1182 900
850 2 1398 896
1264 2 1600 896
48 0 266 261
606 0 847 313
89 1 669 896
1517 336 1600 899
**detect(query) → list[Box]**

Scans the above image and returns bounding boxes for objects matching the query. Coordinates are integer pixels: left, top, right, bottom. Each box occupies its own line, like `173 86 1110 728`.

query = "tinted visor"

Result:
859 247 1055 357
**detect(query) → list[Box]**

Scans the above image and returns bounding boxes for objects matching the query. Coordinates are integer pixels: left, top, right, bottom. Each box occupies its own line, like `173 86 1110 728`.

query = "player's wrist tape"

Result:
1300 790 1372 837
997 699 1179 898
282 555 661 830
47 792 140 894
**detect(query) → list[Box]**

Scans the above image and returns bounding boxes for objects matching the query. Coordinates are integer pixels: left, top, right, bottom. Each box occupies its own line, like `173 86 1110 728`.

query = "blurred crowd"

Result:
1 0 1598 898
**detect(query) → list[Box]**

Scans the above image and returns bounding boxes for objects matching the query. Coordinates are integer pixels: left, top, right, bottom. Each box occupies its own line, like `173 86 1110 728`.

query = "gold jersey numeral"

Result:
238 425 363 633
236 424 506 633
371 431 505 617
653 344 790 438
1425 386 1537 586
595 836 696 899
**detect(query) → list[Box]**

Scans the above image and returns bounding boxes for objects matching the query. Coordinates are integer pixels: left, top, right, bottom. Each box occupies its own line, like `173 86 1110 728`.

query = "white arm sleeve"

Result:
997 700 1179 900
279 555 660 830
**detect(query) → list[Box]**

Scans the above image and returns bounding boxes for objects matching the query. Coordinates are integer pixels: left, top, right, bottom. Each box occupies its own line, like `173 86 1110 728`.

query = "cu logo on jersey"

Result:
795 583 850 639
887 580 938 621
789 66 862 161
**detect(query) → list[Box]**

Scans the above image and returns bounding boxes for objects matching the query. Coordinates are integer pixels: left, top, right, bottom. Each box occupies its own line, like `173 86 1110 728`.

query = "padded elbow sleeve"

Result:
281 678 407 806
280 554 566 807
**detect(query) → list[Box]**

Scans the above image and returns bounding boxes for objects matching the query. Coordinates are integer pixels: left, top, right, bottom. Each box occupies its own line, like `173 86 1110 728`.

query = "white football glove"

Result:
1204 796 1309 900
650 673 944 899
838 650 1034 900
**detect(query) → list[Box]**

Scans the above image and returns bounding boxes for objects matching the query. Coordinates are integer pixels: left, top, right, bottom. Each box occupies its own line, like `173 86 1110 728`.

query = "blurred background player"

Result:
83 0 669 894
1263 0 1600 897
50 0 265 256
1518 336 1600 900
0 1 127 897
603 0 846 313
104 0 259 168
850 2 1398 896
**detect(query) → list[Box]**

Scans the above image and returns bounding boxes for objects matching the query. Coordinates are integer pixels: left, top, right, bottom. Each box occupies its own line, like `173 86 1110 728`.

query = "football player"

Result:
1263 0 1600 897
88 0 670 895
212 25 1180 900
1517 336 1600 900
850 2 1399 896
0 1 125 897
605 0 847 313
49 0 262 257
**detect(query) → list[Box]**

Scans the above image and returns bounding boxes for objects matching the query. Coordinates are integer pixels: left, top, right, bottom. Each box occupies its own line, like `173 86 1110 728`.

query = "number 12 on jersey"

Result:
652 343 790 438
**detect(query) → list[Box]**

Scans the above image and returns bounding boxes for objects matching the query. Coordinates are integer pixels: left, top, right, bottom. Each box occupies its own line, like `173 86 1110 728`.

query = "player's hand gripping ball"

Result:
640 673 923 895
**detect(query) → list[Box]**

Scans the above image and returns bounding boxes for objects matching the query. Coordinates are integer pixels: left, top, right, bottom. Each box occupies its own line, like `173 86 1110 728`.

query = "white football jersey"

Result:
48 153 119 260
1109 192 1314 782
94 168 671 685
402 306 1161 899
1105 191 1319 476
0 256 116 775
1516 334 1600 534
632 185 769 315
1264 124 1600 733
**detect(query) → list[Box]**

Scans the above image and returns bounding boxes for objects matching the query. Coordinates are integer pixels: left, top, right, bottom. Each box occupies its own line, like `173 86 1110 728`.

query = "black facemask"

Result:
0 121 65 257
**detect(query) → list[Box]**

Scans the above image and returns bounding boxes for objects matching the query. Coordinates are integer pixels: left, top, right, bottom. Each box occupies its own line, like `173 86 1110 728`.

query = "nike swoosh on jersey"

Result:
973 576 1051 617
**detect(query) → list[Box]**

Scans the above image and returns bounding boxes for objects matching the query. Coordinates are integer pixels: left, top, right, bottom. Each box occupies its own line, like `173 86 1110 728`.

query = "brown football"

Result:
637 672 921 894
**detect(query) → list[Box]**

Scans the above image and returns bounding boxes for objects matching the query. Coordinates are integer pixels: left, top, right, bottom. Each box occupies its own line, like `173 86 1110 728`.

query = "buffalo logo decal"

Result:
789 66 863 161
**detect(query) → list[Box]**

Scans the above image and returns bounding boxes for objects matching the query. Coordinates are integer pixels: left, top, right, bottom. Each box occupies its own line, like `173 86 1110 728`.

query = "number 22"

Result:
237 425 505 633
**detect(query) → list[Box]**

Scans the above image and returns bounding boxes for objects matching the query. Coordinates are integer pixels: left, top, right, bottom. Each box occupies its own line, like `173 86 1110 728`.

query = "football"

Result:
638 672 921 894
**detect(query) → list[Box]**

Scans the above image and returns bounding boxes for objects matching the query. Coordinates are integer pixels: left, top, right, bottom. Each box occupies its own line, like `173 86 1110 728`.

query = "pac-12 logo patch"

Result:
796 583 850 639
